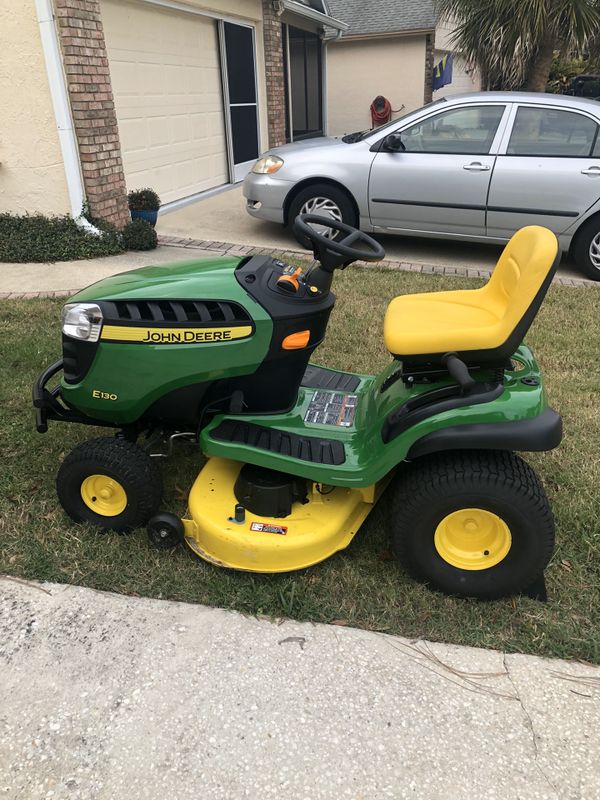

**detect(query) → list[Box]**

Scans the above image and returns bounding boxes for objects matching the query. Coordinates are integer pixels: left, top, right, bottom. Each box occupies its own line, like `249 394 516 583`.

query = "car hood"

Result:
267 136 349 158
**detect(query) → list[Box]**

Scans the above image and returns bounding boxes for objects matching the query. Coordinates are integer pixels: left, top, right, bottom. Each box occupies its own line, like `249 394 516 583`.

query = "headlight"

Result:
251 155 284 175
62 303 103 342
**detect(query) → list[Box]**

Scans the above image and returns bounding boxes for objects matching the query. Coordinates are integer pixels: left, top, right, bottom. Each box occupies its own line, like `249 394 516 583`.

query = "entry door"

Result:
220 22 260 182
487 105 600 238
368 105 507 236
287 26 323 140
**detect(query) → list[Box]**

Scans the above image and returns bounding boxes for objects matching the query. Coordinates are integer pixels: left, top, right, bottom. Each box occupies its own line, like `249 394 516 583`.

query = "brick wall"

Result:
54 0 129 228
423 32 434 104
261 0 287 148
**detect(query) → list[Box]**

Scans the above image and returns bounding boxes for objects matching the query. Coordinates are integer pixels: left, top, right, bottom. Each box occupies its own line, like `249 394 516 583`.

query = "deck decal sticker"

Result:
250 522 288 535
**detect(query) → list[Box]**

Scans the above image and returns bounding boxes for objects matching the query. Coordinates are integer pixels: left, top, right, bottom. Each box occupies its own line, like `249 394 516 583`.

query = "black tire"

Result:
147 512 184 550
287 183 358 249
390 450 555 599
572 216 600 280
56 437 162 532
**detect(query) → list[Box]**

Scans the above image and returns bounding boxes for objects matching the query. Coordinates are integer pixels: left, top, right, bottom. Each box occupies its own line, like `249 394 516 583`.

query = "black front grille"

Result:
100 299 251 324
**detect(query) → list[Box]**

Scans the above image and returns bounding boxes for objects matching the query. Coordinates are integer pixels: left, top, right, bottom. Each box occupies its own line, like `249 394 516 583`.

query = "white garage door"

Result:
101 0 228 204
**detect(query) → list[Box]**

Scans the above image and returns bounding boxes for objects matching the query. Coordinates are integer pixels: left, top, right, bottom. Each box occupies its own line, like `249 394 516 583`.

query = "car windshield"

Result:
341 98 447 143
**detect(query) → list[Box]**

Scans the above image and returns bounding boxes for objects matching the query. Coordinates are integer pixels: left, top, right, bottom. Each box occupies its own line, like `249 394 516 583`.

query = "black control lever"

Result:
442 353 477 395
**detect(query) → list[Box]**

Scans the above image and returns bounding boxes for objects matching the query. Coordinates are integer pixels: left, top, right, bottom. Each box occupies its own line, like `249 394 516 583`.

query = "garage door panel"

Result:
102 0 228 204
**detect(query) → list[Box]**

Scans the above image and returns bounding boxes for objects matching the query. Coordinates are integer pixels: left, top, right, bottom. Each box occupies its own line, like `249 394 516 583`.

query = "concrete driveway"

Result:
1 578 599 800
157 185 584 281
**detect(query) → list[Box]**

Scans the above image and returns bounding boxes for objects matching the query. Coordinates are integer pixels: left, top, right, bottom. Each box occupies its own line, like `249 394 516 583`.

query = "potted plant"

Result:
128 188 161 227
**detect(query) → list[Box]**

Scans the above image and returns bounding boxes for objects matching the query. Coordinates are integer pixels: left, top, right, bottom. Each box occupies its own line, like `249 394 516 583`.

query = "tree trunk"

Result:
524 32 556 92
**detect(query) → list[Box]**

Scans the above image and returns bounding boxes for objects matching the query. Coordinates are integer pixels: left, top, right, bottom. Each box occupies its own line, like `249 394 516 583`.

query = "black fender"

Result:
406 408 563 459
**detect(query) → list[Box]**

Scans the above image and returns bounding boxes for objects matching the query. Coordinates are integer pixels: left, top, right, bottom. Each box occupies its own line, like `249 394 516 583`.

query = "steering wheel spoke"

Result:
341 229 362 247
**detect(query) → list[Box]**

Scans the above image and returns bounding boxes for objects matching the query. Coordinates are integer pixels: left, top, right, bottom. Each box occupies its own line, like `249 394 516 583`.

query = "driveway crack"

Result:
503 653 560 798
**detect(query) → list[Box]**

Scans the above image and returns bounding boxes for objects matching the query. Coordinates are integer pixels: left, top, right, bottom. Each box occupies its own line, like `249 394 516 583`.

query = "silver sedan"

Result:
243 91 600 280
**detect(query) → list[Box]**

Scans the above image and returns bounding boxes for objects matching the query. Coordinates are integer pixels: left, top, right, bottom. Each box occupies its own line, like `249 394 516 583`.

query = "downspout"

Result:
322 29 343 138
35 0 101 235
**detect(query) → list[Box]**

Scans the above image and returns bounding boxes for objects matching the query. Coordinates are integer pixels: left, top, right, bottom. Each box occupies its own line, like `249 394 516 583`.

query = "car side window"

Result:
400 105 505 155
507 107 598 157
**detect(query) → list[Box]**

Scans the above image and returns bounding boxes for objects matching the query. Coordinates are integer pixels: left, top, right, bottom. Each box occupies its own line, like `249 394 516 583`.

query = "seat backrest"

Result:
481 225 559 356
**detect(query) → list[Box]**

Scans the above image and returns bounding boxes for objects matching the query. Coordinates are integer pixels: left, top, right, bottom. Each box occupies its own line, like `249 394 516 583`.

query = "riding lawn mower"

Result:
33 216 562 599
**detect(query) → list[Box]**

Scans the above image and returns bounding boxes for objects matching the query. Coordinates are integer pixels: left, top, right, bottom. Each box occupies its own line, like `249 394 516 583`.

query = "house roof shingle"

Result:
325 0 436 37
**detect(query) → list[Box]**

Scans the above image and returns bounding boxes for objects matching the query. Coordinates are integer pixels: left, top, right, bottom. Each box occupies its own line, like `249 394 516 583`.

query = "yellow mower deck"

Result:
182 457 388 573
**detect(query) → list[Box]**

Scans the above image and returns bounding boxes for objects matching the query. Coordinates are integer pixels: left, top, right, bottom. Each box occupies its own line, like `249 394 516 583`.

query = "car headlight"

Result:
251 155 284 175
62 303 103 342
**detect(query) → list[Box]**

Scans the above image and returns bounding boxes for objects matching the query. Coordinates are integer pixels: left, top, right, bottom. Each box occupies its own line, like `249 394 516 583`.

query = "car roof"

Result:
441 91 600 113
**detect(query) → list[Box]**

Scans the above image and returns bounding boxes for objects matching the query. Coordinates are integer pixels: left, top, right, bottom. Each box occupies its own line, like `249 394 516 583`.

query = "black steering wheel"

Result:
293 214 385 273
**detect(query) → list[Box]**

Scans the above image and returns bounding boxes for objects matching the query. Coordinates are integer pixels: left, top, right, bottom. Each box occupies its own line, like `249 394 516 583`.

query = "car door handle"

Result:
581 166 600 175
463 162 491 171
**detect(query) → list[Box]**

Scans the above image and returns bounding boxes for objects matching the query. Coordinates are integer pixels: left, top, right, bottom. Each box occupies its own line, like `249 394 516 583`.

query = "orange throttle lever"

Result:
276 267 303 293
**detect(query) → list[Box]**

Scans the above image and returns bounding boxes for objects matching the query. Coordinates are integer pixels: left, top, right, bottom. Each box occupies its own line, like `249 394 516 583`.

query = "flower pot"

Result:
130 209 158 227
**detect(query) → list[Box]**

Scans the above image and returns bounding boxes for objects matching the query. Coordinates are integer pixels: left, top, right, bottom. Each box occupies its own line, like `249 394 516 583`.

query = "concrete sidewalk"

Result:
1 578 598 800
0 245 229 299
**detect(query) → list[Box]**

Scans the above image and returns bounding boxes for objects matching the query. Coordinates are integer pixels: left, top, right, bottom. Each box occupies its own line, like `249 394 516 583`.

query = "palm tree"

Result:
436 0 600 91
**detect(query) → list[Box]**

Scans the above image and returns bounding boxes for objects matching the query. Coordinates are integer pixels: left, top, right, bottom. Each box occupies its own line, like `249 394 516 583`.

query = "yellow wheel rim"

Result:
81 474 127 517
434 508 512 571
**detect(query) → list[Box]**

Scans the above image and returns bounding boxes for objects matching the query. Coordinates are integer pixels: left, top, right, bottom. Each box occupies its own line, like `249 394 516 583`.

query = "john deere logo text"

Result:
101 325 253 344
143 329 232 343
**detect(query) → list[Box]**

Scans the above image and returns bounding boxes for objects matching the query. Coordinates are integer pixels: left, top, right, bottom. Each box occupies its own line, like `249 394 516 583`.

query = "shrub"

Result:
547 55 600 94
121 218 158 251
127 188 161 211
0 213 123 263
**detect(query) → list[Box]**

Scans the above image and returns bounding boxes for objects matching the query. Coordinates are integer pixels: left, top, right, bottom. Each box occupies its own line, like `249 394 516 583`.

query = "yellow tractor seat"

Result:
384 226 559 364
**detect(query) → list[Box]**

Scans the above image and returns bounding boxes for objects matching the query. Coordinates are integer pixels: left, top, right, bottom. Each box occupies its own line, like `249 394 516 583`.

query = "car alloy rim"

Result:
589 232 600 270
299 197 343 239
434 508 512 571
80 474 127 516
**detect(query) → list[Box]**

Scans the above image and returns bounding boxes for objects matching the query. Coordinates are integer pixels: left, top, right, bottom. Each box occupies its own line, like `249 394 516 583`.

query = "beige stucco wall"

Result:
326 35 427 137
0 0 70 216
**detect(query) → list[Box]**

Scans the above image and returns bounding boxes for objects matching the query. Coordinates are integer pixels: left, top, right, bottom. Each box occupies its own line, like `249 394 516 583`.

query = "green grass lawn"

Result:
1 269 599 662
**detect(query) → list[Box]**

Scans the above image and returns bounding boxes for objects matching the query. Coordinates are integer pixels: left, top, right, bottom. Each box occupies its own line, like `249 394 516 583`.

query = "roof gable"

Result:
326 0 436 37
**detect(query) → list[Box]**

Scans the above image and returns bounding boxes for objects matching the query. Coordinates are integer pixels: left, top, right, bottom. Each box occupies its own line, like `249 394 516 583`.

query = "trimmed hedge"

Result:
121 218 158 251
0 213 124 263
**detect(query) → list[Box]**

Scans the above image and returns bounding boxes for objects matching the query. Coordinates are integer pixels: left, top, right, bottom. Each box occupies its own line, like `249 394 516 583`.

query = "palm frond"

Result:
436 0 600 89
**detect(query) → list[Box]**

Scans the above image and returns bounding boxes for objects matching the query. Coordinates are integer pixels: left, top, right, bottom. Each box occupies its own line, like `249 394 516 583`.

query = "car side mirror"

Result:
383 132 406 152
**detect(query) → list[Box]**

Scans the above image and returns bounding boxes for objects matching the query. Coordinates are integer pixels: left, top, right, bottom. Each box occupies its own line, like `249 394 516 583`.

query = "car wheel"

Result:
572 217 600 280
287 184 358 249
389 450 555 599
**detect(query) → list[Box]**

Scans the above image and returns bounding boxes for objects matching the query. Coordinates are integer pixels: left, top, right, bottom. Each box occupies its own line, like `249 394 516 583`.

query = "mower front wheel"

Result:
56 436 162 532
147 512 184 550
390 450 555 599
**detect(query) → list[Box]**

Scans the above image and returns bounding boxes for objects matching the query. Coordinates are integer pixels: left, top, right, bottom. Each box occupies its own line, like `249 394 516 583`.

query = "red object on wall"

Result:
370 96 393 126
370 96 405 127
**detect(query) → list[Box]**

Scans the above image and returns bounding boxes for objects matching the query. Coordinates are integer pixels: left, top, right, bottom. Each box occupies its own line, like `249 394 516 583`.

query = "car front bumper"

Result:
242 172 294 224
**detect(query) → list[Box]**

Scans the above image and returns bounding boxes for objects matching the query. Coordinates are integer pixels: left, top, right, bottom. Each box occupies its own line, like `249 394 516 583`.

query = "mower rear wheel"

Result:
56 437 162 532
390 450 555 599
